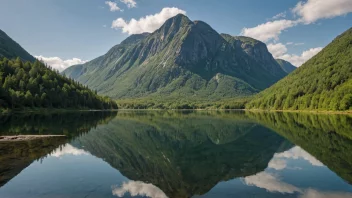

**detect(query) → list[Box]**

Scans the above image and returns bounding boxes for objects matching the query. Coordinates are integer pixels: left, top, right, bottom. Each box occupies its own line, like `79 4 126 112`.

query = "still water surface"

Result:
0 111 352 198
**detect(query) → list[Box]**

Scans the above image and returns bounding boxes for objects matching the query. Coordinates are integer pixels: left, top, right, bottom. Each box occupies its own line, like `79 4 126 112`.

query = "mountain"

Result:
0 29 35 62
247 27 352 111
276 59 296 73
63 14 289 100
0 58 117 109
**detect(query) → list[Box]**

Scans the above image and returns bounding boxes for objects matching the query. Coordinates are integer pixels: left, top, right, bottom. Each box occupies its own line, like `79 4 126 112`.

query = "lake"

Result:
0 111 352 198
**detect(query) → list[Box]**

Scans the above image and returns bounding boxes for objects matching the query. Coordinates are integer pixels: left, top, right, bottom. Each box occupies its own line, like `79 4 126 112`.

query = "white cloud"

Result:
267 146 324 171
112 181 167 198
111 7 186 35
50 144 90 158
279 47 323 67
293 0 352 24
267 42 322 66
244 172 302 194
300 189 352 198
105 1 121 12
272 12 287 20
268 43 288 57
274 146 324 166
120 0 136 8
268 159 287 170
241 20 298 42
35 55 87 72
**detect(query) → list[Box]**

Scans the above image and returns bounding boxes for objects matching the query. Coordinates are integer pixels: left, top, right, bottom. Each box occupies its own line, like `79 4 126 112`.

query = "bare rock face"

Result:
62 14 290 100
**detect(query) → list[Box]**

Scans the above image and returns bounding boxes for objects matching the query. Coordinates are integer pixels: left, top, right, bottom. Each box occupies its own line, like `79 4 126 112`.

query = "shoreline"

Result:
0 135 67 142
117 108 352 115
1 108 351 115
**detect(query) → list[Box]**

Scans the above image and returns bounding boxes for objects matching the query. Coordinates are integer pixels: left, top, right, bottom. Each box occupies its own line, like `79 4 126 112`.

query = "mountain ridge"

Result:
0 29 35 62
275 59 296 74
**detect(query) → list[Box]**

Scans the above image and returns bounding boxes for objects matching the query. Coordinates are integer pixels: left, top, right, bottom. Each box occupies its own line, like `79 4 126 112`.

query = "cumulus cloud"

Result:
244 172 302 194
120 0 136 8
105 1 121 12
279 47 323 67
35 55 87 72
300 189 352 198
245 172 352 197
268 159 288 170
111 7 186 35
50 144 90 158
267 42 322 66
293 0 352 24
274 146 324 166
241 20 297 42
268 43 288 57
112 181 167 198
267 146 324 170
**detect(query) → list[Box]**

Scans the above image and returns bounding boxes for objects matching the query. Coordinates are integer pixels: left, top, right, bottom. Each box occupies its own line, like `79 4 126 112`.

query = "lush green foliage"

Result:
63 14 287 100
116 97 250 109
247 28 352 111
0 58 118 109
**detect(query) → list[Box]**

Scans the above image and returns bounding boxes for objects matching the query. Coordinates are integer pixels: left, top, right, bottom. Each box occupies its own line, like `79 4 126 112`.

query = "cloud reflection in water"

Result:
112 181 168 198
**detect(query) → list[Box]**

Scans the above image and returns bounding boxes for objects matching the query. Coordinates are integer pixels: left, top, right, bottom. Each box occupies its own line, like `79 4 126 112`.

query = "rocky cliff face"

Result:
63 14 289 100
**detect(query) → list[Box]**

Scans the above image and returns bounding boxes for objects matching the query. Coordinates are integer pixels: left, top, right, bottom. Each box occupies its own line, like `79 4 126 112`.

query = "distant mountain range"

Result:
275 59 296 74
247 27 352 111
63 14 295 100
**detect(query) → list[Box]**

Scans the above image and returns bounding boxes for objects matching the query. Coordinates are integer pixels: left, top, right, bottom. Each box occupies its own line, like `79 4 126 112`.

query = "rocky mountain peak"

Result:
120 33 150 45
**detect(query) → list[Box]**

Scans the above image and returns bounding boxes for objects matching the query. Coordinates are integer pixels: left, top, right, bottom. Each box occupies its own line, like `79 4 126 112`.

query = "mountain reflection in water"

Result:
0 111 351 198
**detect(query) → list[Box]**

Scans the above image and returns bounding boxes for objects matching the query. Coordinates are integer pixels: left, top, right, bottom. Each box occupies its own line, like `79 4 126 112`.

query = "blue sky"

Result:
0 0 351 70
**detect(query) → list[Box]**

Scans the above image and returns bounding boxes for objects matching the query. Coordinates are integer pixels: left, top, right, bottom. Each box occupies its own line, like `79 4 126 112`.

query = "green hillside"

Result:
247 27 352 111
0 30 35 62
0 58 117 110
63 14 288 101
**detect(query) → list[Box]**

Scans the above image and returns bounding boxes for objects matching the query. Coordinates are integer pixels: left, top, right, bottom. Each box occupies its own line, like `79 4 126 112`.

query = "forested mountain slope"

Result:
247 27 352 111
0 58 117 109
